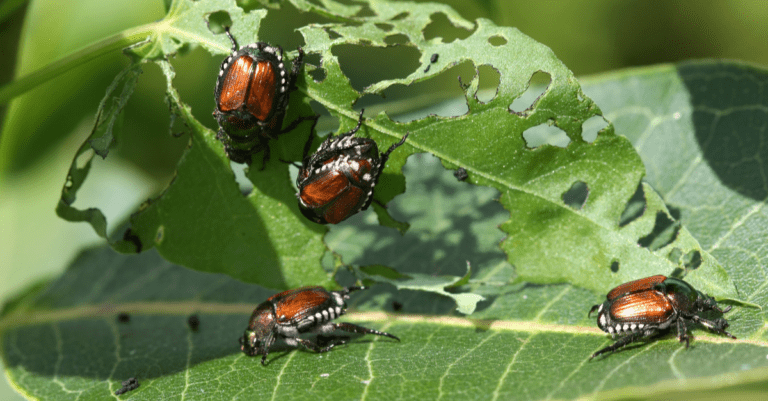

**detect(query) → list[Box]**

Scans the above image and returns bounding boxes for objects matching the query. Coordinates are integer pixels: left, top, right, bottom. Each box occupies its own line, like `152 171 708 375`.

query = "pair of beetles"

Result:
211 30 735 363
213 28 407 225
239 275 735 364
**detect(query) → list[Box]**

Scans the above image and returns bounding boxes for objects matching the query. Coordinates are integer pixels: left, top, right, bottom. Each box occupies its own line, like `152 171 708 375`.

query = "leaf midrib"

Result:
1 303 764 347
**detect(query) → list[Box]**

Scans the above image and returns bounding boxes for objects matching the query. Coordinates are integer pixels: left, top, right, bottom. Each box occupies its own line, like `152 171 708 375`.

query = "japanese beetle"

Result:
588 275 735 359
213 27 316 166
240 286 399 364
296 111 409 224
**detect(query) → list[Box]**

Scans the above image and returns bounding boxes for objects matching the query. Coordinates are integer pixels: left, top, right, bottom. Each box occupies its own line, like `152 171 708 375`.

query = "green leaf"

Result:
359 262 485 314
50 0 742 302
582 59 768 339
1 239 766 400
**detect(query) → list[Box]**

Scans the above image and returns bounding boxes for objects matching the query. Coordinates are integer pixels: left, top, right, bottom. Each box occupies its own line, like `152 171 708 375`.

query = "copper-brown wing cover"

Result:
606 275 667 301
246 60 276 121
219 56 253 112
219 58 275 121
270 286 332 323
609 291 674 324
300 171 348 208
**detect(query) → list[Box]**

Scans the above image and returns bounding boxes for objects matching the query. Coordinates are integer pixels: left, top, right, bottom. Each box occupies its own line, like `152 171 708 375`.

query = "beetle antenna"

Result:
379 132 409 165
224 26 238 52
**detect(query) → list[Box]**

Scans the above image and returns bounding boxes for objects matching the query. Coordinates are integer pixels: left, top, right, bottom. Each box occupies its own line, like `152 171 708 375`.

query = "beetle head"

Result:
241 302 276 356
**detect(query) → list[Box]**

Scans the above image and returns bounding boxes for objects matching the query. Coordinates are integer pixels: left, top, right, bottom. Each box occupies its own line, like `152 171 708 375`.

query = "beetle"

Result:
213 27 316 166
296 110 409 224
588 275 735 359
240 286 399 364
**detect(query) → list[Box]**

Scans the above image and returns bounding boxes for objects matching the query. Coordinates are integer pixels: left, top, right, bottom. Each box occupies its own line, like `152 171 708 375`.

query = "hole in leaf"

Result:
522 119 570 148
354 3 375 17
619 183 646 227
206 11 232 34
562 181 589 210
683 250 702 270
610 261 619 273
375 23 393 32
637 211 680 250
308 66 326 82
358 60 474 122
582 115 608 143
476 64 500 104
303 53 326 82
488 35 507 46
384 33 409 46
667 247 683 264
333 44 420 92
509 71 551 115
391 12 409 21
423 12 472 44
327 29 342 40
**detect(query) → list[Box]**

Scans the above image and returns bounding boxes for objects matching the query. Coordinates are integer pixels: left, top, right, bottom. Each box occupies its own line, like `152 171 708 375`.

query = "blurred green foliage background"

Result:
0 0 766 399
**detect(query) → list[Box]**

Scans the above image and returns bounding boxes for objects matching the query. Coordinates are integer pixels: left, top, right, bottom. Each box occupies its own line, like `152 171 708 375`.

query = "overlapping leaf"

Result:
52 0 741 303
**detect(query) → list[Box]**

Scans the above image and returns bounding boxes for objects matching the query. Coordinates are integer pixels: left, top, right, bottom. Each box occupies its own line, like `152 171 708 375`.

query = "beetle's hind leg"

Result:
335 322 400 341
590 328 657 359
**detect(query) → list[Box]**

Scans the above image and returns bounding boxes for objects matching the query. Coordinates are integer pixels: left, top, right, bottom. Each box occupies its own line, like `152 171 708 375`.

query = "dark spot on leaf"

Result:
333 44 420 92
610 261 619 273
392 301 403 312
115 377 139 395
188 315 200 331
423 64 431 73
384 33 409 46
423 12 472 44
522 119 570 148
509 71 551 115
454 167 468 181
206 11 232 35
375 23 393 32
638 211 680 250
476 64 500 103
431 53 439 63
488 35 507 46
562 181 589 210
581 115 608 143
122 229 142 253
117 313 130 323
619 183 646 227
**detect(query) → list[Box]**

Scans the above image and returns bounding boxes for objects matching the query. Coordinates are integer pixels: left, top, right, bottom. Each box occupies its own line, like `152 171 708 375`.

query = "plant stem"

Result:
0 22 160 105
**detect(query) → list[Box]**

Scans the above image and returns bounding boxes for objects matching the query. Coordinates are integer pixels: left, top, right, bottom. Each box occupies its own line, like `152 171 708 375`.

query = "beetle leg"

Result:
590 329 657 359
260 332 276 365
289 47 305 91
676 317 690 348
588 304 600 318
692 316 737 339
299 115 321 162
294 337 348 353
334 323 400 341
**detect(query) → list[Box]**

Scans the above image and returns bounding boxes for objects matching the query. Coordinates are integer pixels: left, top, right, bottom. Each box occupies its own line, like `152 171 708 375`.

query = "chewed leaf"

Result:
54 0 741 302
360 263 484 315
130 0 265 61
